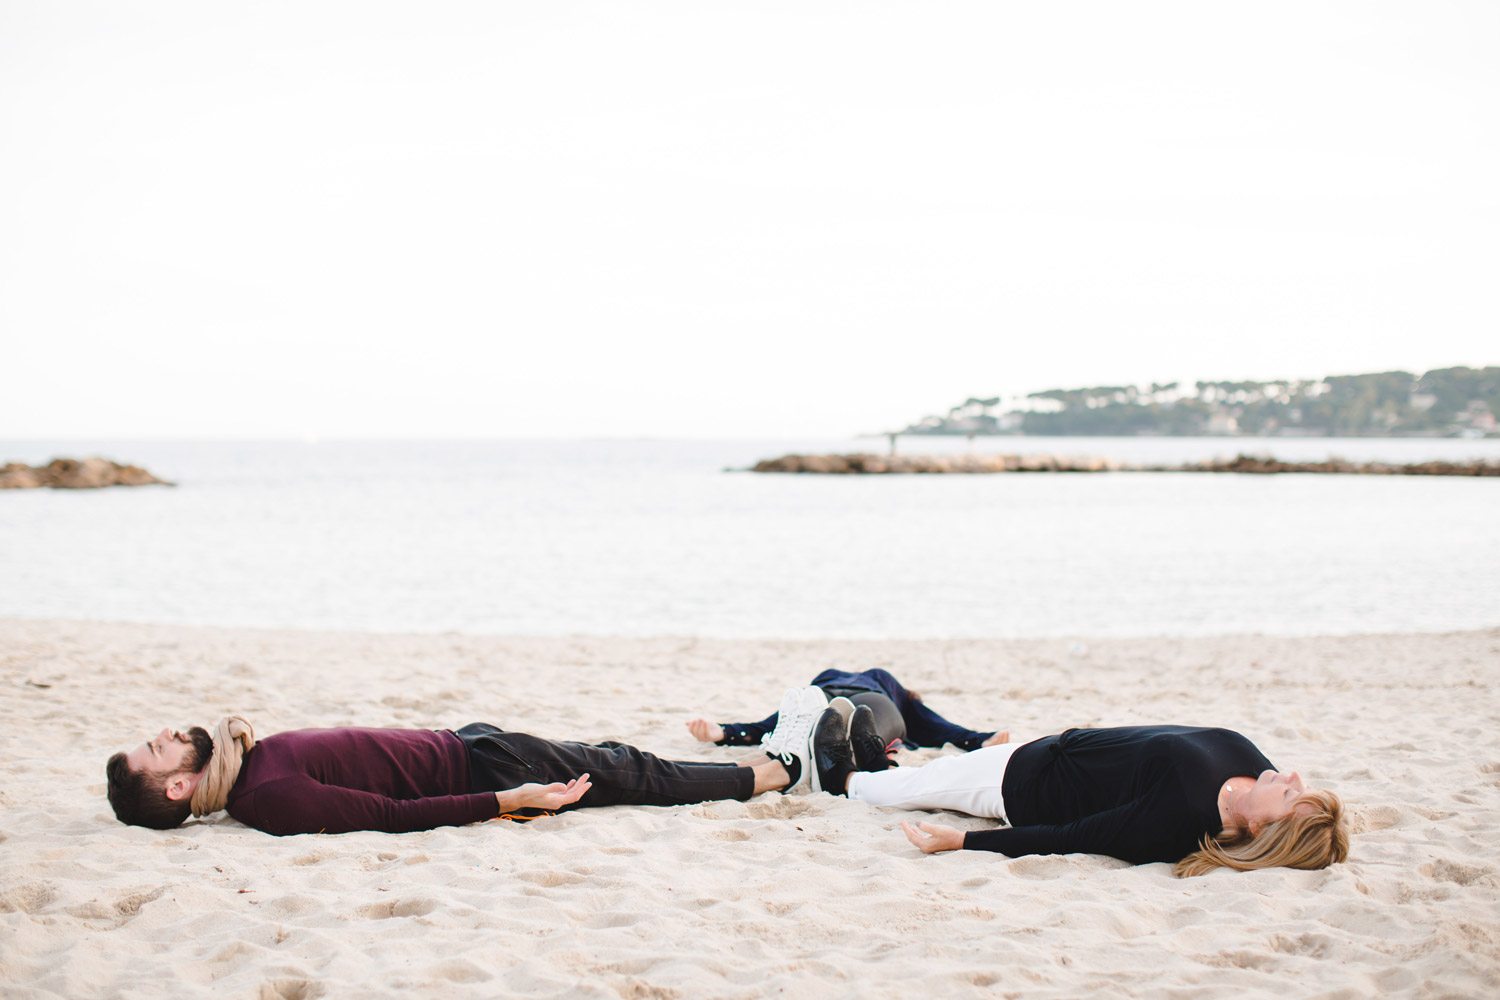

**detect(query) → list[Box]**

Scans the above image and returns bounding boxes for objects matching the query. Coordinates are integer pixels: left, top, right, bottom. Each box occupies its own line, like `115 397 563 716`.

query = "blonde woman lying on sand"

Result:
805 707 1349 877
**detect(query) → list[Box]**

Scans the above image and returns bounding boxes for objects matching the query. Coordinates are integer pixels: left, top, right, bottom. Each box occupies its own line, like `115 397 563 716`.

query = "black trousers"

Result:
456 723 754 813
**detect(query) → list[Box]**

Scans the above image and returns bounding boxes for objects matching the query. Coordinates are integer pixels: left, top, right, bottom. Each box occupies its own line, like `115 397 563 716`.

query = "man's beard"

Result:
182 726 214 773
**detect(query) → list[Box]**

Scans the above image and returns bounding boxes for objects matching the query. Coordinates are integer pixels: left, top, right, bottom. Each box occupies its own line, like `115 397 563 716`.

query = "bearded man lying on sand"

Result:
106 689 838 835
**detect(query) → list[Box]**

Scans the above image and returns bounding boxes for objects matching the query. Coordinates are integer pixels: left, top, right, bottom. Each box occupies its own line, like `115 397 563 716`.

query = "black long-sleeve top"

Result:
963 726 1274 865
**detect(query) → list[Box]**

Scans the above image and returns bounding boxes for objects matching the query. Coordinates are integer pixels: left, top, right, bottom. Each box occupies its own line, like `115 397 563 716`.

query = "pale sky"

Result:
2 1 1496 439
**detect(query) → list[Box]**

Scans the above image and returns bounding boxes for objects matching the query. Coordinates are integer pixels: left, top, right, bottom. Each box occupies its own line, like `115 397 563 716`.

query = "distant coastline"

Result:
901 366 1500 440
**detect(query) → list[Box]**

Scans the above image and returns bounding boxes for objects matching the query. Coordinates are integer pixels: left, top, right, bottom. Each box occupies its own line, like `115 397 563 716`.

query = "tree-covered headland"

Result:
903 367 1500 437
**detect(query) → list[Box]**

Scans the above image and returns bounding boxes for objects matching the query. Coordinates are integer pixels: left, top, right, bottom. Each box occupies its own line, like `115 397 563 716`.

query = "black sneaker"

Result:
809 706 855 795
849 705 894 772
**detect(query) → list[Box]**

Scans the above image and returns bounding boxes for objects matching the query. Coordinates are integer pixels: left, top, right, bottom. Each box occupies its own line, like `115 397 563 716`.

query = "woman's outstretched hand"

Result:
902 820 965 854
981 731 1011 747
686 719 725 743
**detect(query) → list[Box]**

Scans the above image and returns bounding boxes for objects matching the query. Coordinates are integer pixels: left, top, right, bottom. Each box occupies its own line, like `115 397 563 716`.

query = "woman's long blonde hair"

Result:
1174 788 1348 878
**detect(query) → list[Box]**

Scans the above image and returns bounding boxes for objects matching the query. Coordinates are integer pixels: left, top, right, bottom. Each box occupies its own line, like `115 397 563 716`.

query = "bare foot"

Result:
981 731 1011 747
686 718 725 743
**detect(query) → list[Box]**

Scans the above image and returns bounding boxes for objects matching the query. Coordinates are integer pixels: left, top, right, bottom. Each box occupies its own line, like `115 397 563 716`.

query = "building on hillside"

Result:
1206 412 1239 435
1457 401 1496 435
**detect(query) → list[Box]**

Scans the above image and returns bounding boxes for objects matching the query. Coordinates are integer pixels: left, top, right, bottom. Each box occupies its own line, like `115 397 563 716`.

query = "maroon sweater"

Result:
225 728 499 835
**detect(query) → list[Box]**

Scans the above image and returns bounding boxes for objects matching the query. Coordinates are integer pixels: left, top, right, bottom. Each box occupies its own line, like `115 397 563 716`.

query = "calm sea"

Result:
3 437 1498 639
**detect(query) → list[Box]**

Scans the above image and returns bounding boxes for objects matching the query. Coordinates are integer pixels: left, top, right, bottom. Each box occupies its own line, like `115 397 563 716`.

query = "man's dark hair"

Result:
106 752 194 830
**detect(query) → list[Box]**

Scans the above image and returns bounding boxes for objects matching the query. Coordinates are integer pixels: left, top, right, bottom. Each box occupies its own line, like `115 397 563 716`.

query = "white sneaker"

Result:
759 688 806 757
761 686 828 793
795 686 831 731
759 686 828 757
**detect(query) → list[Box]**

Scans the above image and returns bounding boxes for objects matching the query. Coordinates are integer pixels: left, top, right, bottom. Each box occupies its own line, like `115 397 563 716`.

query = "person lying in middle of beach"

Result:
686 668 1010 764
104 688 843 836
802 705 1350 877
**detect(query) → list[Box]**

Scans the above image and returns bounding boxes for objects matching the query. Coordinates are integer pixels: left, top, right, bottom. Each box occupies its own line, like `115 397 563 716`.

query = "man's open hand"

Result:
496 774 592 814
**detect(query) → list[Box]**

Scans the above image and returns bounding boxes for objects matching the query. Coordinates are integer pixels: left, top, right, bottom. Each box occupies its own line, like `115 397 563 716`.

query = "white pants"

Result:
847 742 1019 820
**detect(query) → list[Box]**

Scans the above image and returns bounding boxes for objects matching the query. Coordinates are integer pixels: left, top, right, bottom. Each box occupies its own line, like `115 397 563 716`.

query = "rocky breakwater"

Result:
1158 454 1500 476
750 453 1123 474
749 452 1500 476
0 457 174 489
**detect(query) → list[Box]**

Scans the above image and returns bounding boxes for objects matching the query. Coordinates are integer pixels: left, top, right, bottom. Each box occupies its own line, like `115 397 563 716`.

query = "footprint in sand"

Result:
1420 858 1498 886
1352 804 1402 832
422 960 491 983
1005 856 1075 880
0 881 58 914
514 869 590 888
256 977 326 1000
355 896 439 919
744 797 814 821
64 887 164 928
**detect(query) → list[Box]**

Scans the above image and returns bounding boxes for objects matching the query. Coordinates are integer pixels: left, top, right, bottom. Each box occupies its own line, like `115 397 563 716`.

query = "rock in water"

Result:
0 458 174 489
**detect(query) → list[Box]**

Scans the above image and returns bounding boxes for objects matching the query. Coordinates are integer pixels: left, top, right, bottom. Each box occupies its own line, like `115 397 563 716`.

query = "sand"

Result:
2 619 1498 999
